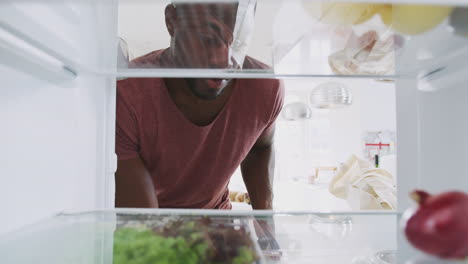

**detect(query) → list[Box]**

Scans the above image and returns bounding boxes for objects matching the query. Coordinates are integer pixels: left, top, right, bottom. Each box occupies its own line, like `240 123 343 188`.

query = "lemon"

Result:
389 5 453 35
302 1 380 25
377 4 393 26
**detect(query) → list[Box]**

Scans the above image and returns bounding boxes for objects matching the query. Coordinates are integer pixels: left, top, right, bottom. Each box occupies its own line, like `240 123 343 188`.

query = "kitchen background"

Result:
118 0 397 211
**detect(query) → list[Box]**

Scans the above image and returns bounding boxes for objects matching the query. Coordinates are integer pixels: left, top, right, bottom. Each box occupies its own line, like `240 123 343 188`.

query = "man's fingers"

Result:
254 219 282 253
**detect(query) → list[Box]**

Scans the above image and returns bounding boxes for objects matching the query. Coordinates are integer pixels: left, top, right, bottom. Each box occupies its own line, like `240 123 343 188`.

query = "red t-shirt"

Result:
116 50 284 209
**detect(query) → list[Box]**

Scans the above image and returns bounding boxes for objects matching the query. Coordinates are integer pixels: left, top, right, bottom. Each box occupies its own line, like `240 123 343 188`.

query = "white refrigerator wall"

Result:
419 84 468 192
398 83 468 210
395 23 468 211
0 2 117 235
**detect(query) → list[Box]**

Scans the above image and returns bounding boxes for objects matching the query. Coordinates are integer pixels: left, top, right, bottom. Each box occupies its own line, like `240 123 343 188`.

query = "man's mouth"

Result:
206 79 227 89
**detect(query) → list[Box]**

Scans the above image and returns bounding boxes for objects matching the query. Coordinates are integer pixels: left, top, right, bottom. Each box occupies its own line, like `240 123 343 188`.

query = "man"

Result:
115 1 284 211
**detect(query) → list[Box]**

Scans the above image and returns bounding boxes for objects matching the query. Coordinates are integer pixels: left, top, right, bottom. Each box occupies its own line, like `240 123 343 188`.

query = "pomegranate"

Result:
404 190 468 260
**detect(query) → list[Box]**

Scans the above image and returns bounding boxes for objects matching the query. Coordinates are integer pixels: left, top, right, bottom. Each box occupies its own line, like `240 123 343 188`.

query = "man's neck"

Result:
163 78 235 126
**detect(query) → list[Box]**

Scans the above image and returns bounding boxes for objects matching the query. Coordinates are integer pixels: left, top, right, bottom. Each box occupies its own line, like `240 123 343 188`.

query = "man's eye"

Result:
199 35 224 47
208 22 222 35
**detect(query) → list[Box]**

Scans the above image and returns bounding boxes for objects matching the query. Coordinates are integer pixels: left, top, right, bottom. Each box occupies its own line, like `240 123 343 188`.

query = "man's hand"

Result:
253 217 282 261
115 157 159 208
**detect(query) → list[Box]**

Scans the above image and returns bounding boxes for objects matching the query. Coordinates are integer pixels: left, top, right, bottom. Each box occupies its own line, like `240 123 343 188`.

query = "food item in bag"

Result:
328 30 403 75
113 217 259 264
383 5 453 35
376 4 393 26
403 190 468 260
302 1 382 25
229 191 251 204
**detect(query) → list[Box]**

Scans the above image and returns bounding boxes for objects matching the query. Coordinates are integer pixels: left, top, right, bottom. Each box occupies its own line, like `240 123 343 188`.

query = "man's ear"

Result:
165 4 177 37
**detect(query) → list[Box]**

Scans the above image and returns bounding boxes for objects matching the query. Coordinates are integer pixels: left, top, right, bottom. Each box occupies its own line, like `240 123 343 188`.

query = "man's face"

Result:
168 3 238 100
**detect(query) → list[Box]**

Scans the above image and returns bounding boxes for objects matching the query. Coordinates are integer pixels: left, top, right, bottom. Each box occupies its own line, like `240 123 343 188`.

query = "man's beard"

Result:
185 78 229 100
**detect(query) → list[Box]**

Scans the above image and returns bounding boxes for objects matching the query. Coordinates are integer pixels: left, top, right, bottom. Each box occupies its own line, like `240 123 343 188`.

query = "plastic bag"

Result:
329 155 396 210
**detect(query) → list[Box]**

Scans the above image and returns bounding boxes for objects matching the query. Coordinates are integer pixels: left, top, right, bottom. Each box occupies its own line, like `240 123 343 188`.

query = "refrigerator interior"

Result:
1 0 468 262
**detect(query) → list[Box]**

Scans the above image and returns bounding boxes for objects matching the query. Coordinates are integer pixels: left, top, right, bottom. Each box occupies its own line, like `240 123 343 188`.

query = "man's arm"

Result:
115 157 159 208
241 126 282 254
240 126 276 210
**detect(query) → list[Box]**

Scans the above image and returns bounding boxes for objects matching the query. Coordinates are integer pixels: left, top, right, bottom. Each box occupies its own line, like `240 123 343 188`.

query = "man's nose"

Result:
207 58 230 69
205 46 230 69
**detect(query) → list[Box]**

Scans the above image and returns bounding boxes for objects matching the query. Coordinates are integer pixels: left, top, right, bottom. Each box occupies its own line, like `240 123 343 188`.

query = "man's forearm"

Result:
240 145 275 210
115 158 159 208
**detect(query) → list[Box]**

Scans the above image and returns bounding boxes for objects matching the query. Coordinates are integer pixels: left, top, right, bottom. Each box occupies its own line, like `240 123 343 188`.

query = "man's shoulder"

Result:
129 49 167 68
239 57 281 97
117 77 163 110
118 50 167 97
241 56 281 93
242 56 271 71
239 78 281 101
236 80 283 122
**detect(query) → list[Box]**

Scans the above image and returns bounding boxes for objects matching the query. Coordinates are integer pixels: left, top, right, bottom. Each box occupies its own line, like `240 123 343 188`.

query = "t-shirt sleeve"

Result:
115 82 140 160
263 79 285 135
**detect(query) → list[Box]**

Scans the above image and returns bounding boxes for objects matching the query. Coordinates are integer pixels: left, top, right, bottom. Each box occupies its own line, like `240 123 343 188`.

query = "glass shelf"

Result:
6 209 463 263
114 68 397 80
1 209 400 264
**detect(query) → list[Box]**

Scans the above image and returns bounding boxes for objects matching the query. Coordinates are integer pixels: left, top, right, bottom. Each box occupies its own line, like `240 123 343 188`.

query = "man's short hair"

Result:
172 0 240 7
